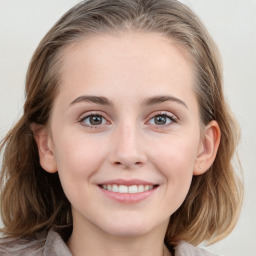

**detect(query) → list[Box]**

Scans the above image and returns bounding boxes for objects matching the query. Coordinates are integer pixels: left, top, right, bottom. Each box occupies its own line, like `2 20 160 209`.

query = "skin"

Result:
34 32 220 256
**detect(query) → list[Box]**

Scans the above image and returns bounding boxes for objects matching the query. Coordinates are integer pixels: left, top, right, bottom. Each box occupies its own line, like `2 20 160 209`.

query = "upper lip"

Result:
98 179 156 186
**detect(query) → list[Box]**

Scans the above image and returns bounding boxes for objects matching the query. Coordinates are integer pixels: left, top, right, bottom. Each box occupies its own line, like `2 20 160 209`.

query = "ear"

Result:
193 120 221 175
31 123 57 173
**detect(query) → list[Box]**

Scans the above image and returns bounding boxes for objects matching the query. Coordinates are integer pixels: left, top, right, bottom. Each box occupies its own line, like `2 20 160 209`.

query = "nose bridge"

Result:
120 124 138 153
109 121 147 168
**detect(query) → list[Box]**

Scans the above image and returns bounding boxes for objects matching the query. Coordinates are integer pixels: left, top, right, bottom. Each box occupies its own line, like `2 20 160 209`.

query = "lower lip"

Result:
98 186 158 203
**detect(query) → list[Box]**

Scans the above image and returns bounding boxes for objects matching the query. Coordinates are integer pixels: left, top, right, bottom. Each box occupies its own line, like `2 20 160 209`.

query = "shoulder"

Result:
0 228 71 256
0 231 47 256
174 241 219 256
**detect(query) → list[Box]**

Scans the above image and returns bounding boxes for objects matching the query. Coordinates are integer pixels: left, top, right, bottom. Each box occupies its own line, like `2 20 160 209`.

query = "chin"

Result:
97 219 151 237
104 225 151 237
98 216 161 238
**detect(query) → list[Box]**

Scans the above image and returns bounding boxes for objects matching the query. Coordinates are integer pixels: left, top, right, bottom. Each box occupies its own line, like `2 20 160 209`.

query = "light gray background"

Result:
0 1 255 255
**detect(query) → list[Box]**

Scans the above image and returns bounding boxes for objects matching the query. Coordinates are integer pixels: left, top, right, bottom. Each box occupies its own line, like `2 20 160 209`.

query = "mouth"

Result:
99 184 158 194
97 179 159 203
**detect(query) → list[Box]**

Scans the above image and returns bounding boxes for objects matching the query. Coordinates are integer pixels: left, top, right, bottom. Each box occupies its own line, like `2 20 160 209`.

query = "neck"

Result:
67 218 171 256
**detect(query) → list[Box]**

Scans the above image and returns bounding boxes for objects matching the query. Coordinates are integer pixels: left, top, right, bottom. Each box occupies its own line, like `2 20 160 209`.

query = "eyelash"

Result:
147 112 178 127
79 112 110 129
79 111 177 129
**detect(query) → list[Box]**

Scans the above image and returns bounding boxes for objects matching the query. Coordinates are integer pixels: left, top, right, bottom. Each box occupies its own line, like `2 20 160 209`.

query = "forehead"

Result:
56 32 196 106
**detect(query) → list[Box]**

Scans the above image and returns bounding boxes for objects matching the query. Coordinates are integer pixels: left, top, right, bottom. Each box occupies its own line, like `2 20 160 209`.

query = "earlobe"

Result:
31 123 58 173
193 120 221 176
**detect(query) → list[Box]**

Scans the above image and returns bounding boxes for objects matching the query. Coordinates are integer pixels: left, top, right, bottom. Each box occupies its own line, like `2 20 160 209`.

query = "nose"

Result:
108 124 147 169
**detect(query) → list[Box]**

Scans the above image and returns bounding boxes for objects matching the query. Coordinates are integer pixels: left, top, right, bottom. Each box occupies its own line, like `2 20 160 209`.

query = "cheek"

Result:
54 131 104 171
151 135 199 202
52 132 107 196
153 135 199 173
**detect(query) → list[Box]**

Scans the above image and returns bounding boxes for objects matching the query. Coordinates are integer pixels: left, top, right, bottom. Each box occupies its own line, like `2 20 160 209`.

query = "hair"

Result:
0 0 243 246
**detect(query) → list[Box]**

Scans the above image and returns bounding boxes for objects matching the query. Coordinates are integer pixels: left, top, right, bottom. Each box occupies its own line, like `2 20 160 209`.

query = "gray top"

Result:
0 229 218 256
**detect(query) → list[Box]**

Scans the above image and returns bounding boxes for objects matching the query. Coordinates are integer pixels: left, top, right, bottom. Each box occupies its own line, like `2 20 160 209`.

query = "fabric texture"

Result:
175 241 218 256
0 229 218 256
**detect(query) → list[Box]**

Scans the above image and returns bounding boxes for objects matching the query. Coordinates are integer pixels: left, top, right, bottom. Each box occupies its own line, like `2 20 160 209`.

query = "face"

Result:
39 32 210 238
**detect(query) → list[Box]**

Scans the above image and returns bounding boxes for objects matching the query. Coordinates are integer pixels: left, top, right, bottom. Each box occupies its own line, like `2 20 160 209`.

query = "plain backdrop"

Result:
0 1 255 255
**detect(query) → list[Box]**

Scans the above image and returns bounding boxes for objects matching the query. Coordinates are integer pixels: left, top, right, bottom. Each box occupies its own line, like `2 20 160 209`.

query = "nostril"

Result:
110 150 147 168
113 161 143 168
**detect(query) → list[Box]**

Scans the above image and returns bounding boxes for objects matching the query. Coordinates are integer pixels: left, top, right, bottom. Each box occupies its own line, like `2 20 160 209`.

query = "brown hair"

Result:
0 0 243 246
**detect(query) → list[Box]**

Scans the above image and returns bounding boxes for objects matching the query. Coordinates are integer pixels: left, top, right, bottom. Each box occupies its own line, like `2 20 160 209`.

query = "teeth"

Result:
138 185 144 192
129 185 137 193
101 184 154 193
112 184 119 192
119 185 128 193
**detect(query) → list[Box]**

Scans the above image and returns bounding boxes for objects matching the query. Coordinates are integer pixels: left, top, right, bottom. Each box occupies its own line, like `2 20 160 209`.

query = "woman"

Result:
0 0 243 255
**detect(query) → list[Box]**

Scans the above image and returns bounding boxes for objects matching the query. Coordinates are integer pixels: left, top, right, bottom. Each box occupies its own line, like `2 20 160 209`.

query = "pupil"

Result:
155 115 166 125
90 115 102 125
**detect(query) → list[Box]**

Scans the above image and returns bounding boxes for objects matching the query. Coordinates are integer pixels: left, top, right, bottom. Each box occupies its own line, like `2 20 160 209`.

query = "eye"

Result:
80 114 107 126
148 113 176 126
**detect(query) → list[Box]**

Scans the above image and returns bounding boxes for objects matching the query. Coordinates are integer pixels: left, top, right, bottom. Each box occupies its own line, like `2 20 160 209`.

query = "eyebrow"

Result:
70 95 113 106
70 95 187 108
143 95 188 108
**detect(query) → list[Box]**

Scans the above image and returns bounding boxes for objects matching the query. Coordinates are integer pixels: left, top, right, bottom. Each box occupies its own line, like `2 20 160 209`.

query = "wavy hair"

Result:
0 0 243 246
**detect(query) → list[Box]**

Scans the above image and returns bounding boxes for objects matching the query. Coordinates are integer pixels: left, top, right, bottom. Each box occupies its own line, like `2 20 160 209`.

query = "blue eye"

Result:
148 114 175 126
81 114 107 126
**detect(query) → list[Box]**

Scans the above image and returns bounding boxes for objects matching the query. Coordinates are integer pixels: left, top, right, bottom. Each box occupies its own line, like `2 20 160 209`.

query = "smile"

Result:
100 184 156 193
